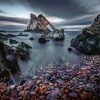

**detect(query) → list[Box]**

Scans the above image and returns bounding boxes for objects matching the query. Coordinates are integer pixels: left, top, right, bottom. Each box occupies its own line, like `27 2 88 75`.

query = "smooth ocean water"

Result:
3 31 83 75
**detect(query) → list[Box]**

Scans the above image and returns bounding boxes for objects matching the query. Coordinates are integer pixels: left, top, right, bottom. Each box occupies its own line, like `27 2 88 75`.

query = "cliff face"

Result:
71 14 100 54
84 14 100 35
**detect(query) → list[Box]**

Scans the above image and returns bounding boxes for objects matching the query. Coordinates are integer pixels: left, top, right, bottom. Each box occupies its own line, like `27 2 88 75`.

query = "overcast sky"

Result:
0 0 100 31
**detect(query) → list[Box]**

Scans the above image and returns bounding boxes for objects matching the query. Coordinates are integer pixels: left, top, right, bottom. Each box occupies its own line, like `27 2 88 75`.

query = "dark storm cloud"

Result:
25 0 88 19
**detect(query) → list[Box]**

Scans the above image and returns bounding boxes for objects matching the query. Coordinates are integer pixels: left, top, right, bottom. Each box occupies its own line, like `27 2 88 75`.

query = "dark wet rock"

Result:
38 37 47 44
38 34 48 44
7 34 16 38
26 14 51 32
0 33 17 41
71 14 100 54
0 33 8 41
68 47 72 52
94 75 100 84
54 30 65 41
9 39 19 44
20 79 26 85
0 42 20 81
29 37 34 40
15 42 32 61
54 37 65 41
21 42 32 49
94 84 100 93
17 33 29 37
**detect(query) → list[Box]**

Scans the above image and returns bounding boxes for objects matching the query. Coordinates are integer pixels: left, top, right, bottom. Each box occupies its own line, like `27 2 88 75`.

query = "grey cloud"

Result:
0 25 25 31
0 0 100 31
25 0 88 19
0 15 29 25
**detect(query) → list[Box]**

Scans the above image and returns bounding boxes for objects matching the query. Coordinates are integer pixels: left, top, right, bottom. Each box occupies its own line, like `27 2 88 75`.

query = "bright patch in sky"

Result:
47 16 66 24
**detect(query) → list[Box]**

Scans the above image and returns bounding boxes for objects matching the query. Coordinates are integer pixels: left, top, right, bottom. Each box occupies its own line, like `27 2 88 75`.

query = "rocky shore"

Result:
0 32 32 81
71 14 100 54
0 55 100 99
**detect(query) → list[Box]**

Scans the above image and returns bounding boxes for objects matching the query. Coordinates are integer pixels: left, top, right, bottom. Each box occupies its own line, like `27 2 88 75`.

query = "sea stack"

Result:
26 14 51 32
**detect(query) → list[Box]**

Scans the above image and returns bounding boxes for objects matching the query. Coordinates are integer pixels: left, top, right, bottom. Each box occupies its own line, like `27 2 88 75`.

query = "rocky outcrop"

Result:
71 14 100 54
17 33 29 37
0 33 32 81
26 14 55 32
0 42 20 81
9 39 19 44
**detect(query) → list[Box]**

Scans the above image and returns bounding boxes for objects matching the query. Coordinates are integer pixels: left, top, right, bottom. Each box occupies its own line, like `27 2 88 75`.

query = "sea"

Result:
3 31 84 75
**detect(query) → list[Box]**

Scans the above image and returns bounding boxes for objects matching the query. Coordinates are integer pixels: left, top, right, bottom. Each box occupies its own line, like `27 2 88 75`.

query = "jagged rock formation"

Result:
27 14 38 31
0 33 32 81
26 14 56 32
26 13 65 41
71 14 100 54
83 14 100 35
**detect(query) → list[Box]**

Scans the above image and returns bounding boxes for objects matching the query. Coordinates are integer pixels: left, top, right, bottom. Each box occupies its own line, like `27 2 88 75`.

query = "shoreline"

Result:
0 55 100 99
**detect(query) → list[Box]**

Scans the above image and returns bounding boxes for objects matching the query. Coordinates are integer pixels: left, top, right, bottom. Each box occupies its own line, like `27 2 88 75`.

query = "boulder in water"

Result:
29 37 34 40
9 39 19 44
38 37 47 44
17 33 29 37
68 48 72 52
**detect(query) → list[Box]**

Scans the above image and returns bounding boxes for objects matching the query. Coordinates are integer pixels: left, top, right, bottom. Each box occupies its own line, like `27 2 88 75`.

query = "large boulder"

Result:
0 42 20 81
71 14 100 54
